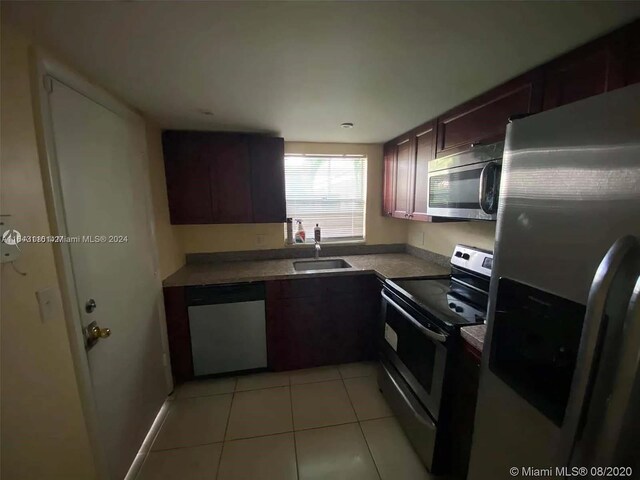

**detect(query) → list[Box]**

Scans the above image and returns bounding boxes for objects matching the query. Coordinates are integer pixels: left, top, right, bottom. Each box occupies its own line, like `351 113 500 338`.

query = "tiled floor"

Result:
137 362 434 480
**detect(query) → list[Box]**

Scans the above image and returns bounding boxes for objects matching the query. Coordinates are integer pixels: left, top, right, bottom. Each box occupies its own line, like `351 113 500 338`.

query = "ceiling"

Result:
3 1 639 143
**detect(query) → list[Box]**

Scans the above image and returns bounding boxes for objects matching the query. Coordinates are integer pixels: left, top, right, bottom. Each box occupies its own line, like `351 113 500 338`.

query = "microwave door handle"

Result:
381 291 448 343
556 236 640 467
478 161 499 214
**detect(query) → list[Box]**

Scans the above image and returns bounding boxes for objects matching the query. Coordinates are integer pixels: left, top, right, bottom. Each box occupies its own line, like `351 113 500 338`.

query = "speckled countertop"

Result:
163 253 450 287
460 324 486 353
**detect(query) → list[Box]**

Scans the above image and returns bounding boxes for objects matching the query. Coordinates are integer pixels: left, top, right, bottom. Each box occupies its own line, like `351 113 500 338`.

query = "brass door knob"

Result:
86 321 111 348
90 325 111 339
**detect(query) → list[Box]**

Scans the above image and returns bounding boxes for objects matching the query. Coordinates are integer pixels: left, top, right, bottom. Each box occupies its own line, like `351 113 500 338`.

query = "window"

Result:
285 154 367 242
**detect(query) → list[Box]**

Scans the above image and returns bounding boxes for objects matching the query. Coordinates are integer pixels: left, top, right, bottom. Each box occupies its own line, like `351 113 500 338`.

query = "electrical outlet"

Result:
255 234 266 246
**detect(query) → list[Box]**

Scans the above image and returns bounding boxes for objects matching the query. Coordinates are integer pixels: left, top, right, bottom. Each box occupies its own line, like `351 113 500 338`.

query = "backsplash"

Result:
186 243 406 264
408 221 496 257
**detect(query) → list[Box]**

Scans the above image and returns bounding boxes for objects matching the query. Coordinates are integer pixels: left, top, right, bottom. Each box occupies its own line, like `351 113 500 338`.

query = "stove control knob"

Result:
455 306 464 313
449 302 456 309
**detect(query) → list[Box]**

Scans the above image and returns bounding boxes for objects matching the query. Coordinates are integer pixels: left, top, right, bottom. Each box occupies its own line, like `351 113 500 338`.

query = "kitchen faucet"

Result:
314 240 321 259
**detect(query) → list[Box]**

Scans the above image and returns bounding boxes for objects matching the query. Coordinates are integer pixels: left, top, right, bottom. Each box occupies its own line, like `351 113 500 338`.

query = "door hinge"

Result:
43 75 53 93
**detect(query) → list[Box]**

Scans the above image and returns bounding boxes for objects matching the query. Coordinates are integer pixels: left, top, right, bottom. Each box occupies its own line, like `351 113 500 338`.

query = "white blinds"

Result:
285 155 367 241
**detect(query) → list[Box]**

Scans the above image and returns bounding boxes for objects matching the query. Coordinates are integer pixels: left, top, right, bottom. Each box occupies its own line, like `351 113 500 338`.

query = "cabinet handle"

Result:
471 141 482 148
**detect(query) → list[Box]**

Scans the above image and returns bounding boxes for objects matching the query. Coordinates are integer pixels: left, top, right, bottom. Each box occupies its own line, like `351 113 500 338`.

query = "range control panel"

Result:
450 244 493 277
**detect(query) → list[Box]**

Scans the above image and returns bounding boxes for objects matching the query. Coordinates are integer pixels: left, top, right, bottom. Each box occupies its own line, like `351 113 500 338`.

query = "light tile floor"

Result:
137 362 437 480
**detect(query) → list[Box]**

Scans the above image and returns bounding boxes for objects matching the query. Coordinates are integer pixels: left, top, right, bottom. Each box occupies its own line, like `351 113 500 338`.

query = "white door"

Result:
47 79 170 479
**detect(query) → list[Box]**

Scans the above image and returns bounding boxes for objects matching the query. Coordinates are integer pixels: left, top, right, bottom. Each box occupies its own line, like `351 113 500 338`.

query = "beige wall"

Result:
0 25 185 478
407 221 496 257
0 25 98 480
177 142 409 253
146 122 185 278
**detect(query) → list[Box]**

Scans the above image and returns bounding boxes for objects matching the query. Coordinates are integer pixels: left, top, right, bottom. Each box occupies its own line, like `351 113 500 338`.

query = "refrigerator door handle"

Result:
557 235 640 466
594 274 640 466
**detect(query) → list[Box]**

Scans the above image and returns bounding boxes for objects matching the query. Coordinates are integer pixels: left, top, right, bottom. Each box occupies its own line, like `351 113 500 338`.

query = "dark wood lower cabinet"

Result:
163 286 193 383
266 275 380 371
164 275 381 381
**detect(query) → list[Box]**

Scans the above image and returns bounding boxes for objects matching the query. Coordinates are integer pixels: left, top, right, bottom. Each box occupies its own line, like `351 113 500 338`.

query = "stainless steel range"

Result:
378 245 492 474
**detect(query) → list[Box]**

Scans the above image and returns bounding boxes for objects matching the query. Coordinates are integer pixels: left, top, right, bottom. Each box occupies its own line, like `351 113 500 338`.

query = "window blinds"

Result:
285 155 367 241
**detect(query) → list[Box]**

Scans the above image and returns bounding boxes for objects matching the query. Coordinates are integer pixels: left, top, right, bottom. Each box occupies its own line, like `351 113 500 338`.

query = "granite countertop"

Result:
163 253 450 287
460 324 486 353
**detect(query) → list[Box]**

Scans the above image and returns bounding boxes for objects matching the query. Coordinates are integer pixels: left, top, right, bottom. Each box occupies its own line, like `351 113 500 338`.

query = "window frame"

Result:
283 153 368 244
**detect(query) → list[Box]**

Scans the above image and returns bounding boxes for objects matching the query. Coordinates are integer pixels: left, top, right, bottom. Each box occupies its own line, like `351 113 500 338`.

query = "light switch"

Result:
35 287 62 324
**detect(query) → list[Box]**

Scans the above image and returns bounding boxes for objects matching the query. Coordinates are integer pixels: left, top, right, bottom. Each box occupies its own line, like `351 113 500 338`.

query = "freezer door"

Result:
469 84 640 479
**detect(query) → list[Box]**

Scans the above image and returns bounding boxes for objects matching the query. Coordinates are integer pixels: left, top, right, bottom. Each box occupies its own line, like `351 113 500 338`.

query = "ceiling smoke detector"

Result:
341 122 354 129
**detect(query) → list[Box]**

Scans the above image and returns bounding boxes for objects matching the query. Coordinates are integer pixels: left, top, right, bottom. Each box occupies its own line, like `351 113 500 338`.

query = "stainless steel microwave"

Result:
427 142 503 220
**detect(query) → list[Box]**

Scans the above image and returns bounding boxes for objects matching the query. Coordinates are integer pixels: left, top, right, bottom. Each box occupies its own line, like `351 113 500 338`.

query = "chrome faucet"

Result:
314 240 321 259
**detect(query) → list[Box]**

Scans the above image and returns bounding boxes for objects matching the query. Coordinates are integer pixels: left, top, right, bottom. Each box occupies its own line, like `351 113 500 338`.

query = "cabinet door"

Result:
250 136 286 223
209 137 253 223
163 286 194 382
408 122 435 221
542 36 625 111
622 20 640 86
392 138 412 218
163 132 214 224
436 72 543 158
382 143 396 217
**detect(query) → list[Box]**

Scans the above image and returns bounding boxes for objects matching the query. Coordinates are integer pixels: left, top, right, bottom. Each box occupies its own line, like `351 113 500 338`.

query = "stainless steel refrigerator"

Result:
468 84 640 479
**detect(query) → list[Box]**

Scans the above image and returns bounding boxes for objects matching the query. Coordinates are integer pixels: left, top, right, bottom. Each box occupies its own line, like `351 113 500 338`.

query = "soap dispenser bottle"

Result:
294 220 306 243
314 223 321 243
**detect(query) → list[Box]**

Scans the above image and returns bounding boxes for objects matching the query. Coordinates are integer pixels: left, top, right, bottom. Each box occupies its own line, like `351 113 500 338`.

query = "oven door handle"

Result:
382 291 448 343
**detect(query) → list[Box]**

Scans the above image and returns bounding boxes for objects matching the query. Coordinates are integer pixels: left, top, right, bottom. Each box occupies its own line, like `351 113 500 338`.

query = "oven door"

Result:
380 289 448 420
427 160 501 220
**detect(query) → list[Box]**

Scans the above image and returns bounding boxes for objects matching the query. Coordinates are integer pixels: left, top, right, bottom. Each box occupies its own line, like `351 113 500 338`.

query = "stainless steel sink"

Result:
293 259 352 272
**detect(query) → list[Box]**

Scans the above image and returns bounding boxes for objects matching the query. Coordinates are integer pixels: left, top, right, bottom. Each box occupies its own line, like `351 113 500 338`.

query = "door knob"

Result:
85 320 111 348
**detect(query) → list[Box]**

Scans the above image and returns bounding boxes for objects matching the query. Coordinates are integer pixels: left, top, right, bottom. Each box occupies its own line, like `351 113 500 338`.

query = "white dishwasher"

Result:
186 283 267 376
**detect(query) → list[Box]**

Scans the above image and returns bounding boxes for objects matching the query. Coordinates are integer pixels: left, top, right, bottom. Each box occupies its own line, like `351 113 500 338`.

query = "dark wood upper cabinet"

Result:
249 136 286 223
382 20 639 223
382 143 396 217
409 122 435 221
162 131 285 225
163 131 214 224
209 137 253 223
392 137 412 219
542 34 626 111
622 21 640 86
435 71 544 158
